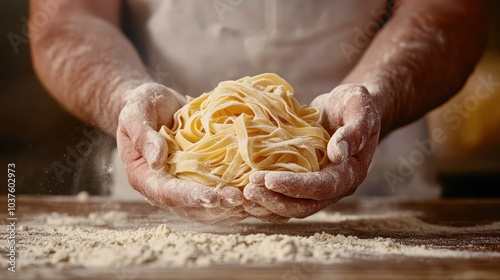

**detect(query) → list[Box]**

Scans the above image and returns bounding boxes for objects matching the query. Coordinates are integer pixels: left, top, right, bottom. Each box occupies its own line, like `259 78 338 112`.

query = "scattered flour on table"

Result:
2 210 500 269
76 191 90 202
42 211 127 227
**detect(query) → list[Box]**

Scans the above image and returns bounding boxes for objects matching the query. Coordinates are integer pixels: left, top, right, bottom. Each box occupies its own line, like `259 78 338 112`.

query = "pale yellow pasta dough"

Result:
159 73 330 189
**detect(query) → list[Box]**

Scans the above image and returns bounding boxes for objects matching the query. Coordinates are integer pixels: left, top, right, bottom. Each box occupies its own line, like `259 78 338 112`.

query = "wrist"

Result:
115 81 184 133
92 79 153 136
360 83 396 139
122 82 184 107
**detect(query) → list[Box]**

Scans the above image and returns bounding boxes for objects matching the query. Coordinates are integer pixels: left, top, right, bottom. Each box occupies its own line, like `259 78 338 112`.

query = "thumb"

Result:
310 93 329 109
118 83 180 169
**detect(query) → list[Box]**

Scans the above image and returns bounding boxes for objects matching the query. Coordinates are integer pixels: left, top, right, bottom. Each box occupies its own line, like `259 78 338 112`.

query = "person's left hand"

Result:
117 83 249 224
243 84 381 219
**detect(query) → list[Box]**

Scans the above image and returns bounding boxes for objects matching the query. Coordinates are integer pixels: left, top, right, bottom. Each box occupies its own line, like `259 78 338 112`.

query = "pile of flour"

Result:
3 209 499 270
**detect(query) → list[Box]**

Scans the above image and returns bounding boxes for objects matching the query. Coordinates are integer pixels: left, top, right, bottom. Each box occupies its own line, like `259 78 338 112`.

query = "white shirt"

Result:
124 0 387 103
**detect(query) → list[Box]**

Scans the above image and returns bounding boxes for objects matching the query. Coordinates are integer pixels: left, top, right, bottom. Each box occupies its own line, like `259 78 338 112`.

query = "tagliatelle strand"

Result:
159 73 330 189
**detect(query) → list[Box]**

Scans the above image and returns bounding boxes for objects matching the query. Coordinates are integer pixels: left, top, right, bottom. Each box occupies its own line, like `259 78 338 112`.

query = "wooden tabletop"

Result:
1 196 500 280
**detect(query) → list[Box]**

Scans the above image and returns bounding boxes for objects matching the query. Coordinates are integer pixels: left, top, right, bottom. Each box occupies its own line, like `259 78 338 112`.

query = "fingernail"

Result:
228 192 245 206
250 172 266 185
143 143 158 165
248 204 272 216
337 140 349 161
329 139 349 165
243 186 255 199
223 197 242 207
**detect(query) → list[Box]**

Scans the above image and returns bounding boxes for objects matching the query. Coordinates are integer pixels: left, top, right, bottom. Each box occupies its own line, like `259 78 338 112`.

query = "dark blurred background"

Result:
1 1 114 195
1 1 499 196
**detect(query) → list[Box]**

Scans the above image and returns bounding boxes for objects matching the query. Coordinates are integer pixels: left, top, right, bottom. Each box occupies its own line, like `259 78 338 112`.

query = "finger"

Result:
159 176 225 208
242 201 290 223
133 83 181 127
171 206 248 225
119 103 167 170
327 109 380 165
212 214 249 225
243 184 335 218
257 132 379 201
117 128 221 208
216 187 245 207
326 95 380 165
210 207 250 225
258 165 350 200
249 171 268 185
310 93 332 132
254 214 290 223
119 86 180 169
310 93 329 109
167 87 188 107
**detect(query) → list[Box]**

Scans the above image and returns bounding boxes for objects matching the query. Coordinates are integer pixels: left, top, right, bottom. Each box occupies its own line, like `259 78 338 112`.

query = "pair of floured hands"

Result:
117 83 381 224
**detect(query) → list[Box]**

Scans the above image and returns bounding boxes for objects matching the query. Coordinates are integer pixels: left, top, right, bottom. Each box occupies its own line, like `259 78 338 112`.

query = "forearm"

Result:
30 2 152 135
342 0 487 137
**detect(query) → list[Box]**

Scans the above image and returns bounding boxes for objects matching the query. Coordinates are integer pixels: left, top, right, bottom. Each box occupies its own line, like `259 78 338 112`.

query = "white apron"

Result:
111 0 439 200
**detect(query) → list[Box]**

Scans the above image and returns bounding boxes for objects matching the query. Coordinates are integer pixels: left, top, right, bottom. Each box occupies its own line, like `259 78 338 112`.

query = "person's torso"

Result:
124 0 388 103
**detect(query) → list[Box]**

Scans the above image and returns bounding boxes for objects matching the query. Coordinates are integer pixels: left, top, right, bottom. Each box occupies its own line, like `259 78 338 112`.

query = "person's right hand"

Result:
244 84 381 219
116 83 249 224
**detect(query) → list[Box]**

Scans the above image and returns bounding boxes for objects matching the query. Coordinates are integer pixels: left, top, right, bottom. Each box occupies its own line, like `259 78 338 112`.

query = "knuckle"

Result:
344 186 357 197
335 83 369 97
293 210 314 219
356 166 370 184
118 104 132 124
133 82 168 97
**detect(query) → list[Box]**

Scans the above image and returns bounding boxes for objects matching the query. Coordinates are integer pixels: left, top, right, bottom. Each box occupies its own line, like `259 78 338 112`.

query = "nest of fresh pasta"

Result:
159 73 330 189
